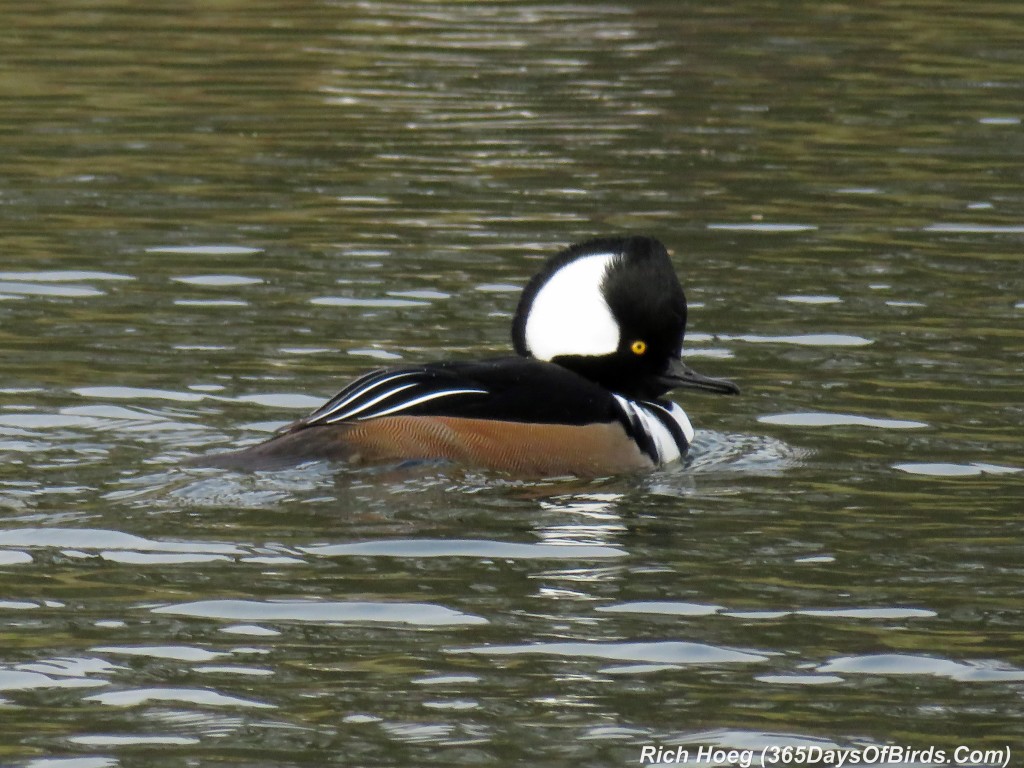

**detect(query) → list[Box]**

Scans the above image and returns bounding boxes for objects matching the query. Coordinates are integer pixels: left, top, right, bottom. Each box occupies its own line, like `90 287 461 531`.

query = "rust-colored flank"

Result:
201 416 654 477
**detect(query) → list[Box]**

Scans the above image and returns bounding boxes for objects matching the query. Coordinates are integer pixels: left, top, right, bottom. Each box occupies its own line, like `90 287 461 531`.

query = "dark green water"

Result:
1 2 1022 766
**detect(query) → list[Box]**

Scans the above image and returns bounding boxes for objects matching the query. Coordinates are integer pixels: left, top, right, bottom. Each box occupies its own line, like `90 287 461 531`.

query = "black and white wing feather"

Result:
292 366 490 428
283 357 631 436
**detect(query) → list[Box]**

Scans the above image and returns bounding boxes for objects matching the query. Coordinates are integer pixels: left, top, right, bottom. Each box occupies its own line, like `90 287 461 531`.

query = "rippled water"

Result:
2 2 1023 765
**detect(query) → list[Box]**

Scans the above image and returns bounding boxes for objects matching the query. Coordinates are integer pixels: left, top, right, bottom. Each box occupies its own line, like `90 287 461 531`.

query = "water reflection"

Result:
3 0 1024 763
451 640 770 666
0 668 110 692
83 688 276 709
152 599 488 626
817 654 1024 682
759 412 928 429
303 539 624 559
892 461 1021 477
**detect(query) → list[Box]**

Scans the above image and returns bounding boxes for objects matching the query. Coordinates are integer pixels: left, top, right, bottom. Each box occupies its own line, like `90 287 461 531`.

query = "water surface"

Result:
2 1 1022 765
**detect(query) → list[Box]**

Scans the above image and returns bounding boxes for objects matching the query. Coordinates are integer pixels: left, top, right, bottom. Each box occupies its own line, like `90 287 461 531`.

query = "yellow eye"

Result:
630 340 647 355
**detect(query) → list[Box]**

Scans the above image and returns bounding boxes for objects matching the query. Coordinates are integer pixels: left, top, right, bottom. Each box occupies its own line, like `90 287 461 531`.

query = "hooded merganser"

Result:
192 236 739 476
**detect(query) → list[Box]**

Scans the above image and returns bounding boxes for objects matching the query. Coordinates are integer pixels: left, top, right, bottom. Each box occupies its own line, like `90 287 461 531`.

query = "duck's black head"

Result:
512 235 739 400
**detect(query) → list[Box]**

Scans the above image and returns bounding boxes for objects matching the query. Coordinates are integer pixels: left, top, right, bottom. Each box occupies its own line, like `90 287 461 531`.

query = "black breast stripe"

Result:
610 397 659 464
610 396 690 465
644 400 691 452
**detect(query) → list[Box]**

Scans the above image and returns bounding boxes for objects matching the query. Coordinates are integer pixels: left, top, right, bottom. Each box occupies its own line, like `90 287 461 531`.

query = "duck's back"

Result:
192 358 654 475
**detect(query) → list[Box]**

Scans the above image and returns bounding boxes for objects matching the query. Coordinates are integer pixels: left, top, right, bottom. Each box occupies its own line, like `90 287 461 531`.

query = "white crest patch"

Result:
524 252 620 360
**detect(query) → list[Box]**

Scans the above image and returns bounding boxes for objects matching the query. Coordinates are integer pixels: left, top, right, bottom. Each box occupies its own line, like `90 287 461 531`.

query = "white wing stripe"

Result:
318 382 419 423
310 371 419 422
360 388 488 420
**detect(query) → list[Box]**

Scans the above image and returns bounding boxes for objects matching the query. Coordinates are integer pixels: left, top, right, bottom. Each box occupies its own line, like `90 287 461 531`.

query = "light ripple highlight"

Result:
893 462 1021 477
759 412 927 429
451 641 768 665
83 687 275 709
152 599 488 626
302 539 625 560
0 527 241 555
818 654 1024 681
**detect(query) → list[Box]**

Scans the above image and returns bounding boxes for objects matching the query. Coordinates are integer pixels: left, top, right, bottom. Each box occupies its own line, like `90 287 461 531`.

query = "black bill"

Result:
658 357 740 395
